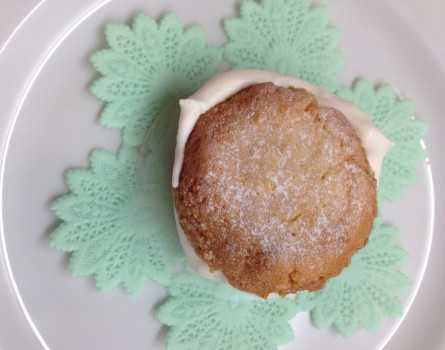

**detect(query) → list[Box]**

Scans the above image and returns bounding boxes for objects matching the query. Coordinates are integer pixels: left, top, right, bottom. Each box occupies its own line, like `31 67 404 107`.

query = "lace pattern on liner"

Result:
50 0 428 348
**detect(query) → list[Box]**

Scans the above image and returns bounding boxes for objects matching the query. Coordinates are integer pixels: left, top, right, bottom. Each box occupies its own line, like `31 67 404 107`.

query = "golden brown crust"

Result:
173 83 377 298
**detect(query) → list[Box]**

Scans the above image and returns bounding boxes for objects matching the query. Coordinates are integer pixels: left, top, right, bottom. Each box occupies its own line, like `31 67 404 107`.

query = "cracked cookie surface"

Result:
174 83 377 298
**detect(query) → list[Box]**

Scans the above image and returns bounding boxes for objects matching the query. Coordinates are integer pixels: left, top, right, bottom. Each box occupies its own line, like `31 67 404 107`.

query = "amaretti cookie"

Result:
172 70 392 298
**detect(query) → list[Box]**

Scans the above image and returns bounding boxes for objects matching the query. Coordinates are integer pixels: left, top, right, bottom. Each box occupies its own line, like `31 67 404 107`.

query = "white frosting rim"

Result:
171 69 394 291
173 69 393 187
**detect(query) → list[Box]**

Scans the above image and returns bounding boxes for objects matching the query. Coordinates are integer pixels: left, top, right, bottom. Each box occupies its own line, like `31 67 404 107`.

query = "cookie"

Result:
173 82 377 298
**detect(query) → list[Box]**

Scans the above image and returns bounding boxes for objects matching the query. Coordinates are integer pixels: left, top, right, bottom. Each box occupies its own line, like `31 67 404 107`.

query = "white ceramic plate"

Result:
1 1 444 349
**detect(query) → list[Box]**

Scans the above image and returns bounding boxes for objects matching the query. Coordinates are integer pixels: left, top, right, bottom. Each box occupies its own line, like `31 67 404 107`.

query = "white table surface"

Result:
1 1 444 349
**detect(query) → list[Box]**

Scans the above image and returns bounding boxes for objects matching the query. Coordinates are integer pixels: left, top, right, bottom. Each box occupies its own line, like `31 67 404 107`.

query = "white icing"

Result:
172 69 393 286
173 69 393 188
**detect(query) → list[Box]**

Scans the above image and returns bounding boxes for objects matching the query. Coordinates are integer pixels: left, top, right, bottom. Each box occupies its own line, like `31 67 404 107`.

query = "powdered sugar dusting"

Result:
172 69 394 188
174 83 378 296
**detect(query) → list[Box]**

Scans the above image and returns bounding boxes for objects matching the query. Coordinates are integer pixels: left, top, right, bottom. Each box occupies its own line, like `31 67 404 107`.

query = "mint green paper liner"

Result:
49 0 428 348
